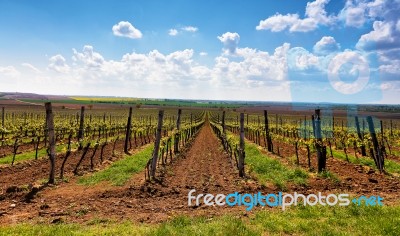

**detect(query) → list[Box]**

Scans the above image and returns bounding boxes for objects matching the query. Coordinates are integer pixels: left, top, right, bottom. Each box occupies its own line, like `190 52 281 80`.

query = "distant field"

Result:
70 96 140 102
17 97 241 109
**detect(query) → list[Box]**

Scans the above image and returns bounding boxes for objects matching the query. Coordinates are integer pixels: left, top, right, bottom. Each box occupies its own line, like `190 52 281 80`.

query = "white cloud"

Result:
21 63 41 73
340 0 398 28
48 54 70 73
169 29 178 36
112 21 142 39
313 36 340 55
256 0 334 32
0 66 20 78
287 47 320 71
356 21 398 50
211 43 290 88
30 43 294 100
339 0 367 27
6 31 399 102
304 0 333 24
168 26 198 36
217 32 240 54
181 26 198 32
72 45 105 68
377 48 400 74
256 14 300 32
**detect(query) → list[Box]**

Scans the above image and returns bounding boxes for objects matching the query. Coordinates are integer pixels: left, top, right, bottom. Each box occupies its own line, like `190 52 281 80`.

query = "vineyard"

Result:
0 102 400 234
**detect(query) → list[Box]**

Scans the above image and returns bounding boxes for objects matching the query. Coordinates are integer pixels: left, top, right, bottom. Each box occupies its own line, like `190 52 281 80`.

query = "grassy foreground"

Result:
78 144 153 186
332 150 400 175
1 204 399 235
244 142 308 190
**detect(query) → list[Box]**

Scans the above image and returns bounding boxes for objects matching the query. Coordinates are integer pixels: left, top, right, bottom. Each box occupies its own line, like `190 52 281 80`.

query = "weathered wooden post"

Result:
1 107 4 142
238 113 245 177
355 116 366 156
151 110 164 179
1 107 4 128
367 116 384 172
174 109 182 154
45 102 56 184
264 110 273 152
78 106 85 150
124 107 133 154
390 120 393 137
314 109 327 172
222 111 226 134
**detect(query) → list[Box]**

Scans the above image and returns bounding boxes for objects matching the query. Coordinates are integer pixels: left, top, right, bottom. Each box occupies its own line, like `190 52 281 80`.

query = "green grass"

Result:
1 204 399 235
78 144 153 186
0 145 69 165
245 142 308 190
318 170 341 184
332 150 400 175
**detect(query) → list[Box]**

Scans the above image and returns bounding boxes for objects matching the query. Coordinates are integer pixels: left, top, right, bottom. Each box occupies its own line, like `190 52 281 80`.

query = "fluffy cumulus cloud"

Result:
340 0 368 27
66 46 210 86
287 47 319 71
212 34 290 88
217 32 240 54
212 43 290 87
72 45 105 68
112 21 142 39
22 41 295 100
48 54 70 73
257 0 400 33
340 0 398 28
168 29 178 36
356 21 400 51
313 36 340 55
256 0 335 32
337 0 400 80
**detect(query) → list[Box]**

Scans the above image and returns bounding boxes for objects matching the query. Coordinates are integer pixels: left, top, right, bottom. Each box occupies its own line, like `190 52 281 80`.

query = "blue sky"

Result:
0 0 399 104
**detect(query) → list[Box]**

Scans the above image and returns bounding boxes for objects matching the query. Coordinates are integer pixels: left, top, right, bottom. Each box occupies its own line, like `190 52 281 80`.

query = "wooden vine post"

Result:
45 102 56 184
124 107 133 154
366 116 384 173
77 106 85 150
222 111 226 134
1 107 4 142
355 116 367 156
264 110 273 152
314 109 327 172
1 107 4 128
238 113 245 177
151 110 164 179
174 109 182 154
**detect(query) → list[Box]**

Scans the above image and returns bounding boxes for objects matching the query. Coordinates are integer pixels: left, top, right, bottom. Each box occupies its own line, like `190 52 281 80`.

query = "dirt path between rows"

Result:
0 122 259 224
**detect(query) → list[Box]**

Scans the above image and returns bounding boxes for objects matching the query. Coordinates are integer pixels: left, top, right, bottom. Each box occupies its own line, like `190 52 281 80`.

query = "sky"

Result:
0 0 399 104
